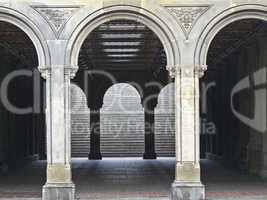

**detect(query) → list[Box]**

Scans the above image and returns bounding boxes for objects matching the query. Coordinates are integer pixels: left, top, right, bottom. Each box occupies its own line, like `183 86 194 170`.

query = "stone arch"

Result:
91 81 144 112
195 4 267 68
196 6 267 178
101 83 144 157
64 5 181 76
102 83 142 112
0 6 51 68
0 6 49 172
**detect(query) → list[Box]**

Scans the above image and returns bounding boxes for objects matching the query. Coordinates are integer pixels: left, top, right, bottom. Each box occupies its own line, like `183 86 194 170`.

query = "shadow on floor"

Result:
0 158 267 200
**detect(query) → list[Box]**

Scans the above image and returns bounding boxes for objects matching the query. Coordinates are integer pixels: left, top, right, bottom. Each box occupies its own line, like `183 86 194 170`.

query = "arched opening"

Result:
201 18 267 198
155 83 175 157
71 19 175 198
101 83 144 157
0 21 46 198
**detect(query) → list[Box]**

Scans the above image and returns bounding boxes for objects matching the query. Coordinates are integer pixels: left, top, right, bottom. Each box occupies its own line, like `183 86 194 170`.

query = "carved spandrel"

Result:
32 6 80 37
165 6 210 39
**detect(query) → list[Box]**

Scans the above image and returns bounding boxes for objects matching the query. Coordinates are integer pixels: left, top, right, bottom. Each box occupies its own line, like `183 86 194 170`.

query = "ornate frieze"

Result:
32 6 80 38
165 6 210 39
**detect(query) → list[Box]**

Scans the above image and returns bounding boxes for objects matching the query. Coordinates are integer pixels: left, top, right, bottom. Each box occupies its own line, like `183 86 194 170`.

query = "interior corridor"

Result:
0 159 267 200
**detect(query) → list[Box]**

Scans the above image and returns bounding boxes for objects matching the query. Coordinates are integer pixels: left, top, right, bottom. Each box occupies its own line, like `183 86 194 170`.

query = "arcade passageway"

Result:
71 19 174 160
201 19 267 179
0 21 45 184
0 5 267 200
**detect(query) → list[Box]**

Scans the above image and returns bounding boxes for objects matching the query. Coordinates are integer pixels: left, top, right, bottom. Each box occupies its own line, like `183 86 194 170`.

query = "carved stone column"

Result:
40 65 77 200
171 65 207 200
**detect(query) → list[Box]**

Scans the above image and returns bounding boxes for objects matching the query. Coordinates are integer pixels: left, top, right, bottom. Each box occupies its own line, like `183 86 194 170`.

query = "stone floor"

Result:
0 158 267 200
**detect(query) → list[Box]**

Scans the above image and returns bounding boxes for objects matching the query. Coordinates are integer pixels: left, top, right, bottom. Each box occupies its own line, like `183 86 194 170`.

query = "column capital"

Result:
38 66 51 79
167 65 181 78
180 65 207 78
167 65 208 78
194 65 208 78
64 65 79 79
38 65 79 79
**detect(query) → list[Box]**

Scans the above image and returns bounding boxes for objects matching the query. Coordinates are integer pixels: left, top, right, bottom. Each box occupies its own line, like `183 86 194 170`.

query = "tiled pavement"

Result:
0 158 267 200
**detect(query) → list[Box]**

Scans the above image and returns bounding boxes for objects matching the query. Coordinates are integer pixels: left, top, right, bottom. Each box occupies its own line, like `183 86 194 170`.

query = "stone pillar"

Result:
143 103 157 159
171 65 207 200
40 65 77 200
89 108 102 160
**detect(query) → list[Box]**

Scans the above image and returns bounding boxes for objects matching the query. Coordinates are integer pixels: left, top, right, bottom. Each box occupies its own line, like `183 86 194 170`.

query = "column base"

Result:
42 183 75 200
171 182 205 200
143 152 157 159
88 153 102 160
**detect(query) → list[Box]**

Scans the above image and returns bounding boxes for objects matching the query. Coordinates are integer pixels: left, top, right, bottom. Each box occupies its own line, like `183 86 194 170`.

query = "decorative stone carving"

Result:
32 6 80 37
167 65 176 78
65 66 79 79
165 6 210 39
38 66 51 79
167 65 182 78
195 65 208 78
38 66 78 79
168 65 207 78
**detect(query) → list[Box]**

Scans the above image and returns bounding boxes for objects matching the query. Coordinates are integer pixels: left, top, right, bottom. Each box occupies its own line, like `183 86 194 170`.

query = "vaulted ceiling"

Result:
0 19 266 73
208 19 265 66
0 21 38 68
78 20 167 74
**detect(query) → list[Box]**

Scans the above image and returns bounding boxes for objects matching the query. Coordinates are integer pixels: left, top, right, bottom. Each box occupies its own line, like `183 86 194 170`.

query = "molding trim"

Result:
32 5 80 38
165 5 211 39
